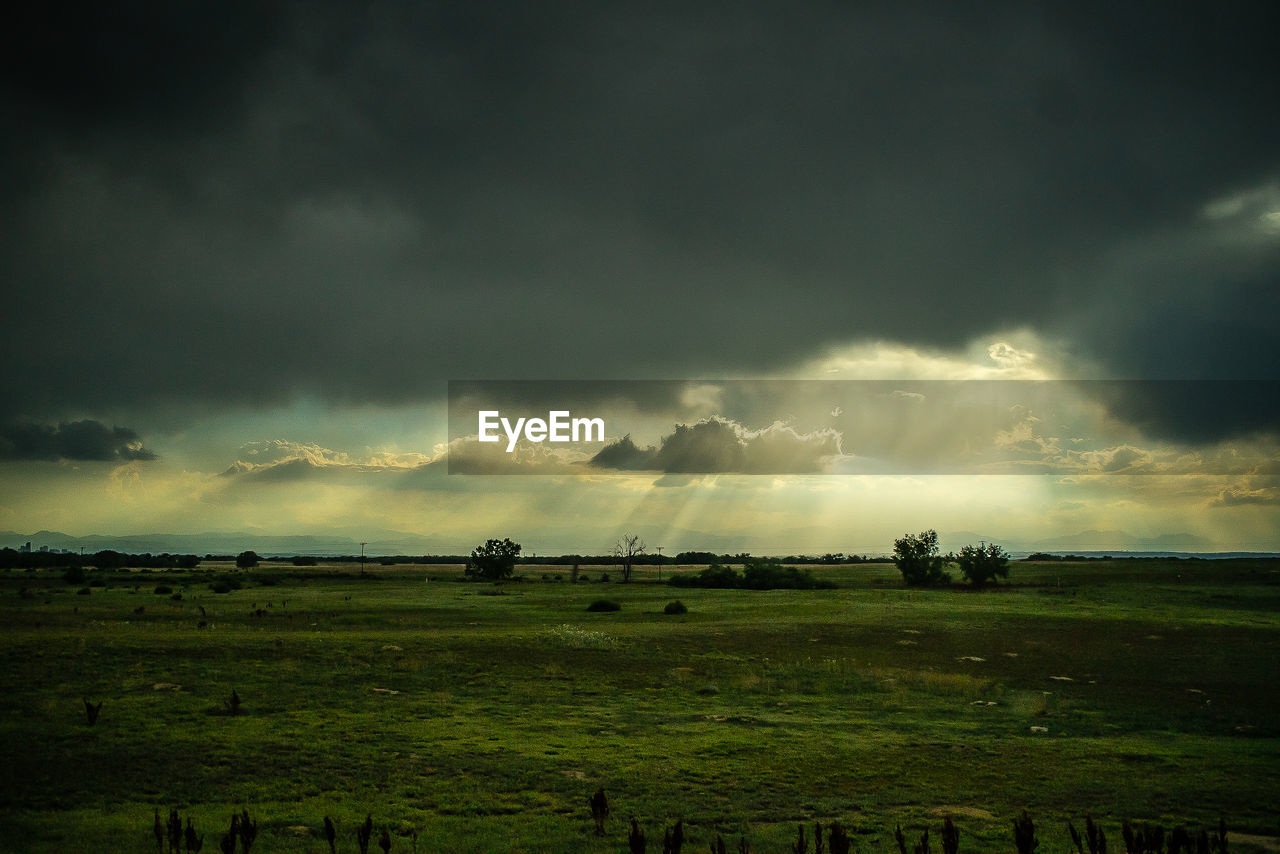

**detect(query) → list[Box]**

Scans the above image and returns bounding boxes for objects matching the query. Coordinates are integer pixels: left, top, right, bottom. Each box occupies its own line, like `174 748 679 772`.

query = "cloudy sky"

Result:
2 2 1277 554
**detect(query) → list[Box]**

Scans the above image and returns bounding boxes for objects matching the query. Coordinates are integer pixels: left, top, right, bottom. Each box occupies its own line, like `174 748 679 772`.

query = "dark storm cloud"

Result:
589 418 842 474
2 2 1278 441
0 419 156 461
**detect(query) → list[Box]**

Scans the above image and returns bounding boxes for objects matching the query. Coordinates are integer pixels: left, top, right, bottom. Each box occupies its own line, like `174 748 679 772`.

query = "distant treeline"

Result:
0 548 201 570
339 551 881 566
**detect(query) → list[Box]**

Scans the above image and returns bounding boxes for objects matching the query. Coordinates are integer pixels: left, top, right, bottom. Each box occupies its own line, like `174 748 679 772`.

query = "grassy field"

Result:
1 559 1277 853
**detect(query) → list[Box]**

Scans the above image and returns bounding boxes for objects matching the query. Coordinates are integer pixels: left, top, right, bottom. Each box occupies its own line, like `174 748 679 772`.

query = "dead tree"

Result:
815 822 825 854
1014 811 1037 854
83 698 103 725
324 816 337 854
589 788 609 835
738 837 751 854
226 689 242 716
357 814 374 854
895 825 909 854
630 817 647 854
154 809 164 852
1123 822 1137 854
663 819 684 854
185 818 203 853
1171 828 1191 854
828 822 851 854
1214 819 1227 854
709 835 726 854
942 817 959 854
915 827 930 854
378 827 391 854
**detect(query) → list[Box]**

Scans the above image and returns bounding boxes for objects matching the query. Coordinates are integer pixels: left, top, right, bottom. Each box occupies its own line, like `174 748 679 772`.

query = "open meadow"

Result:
1 559 1277 853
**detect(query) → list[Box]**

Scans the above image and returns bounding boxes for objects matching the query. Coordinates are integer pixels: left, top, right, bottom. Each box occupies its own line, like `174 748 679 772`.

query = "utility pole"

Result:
360 541 368 577
656 546 663 582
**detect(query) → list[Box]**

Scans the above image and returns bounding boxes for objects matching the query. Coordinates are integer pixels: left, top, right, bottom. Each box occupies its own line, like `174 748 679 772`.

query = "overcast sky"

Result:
2 2 1277 553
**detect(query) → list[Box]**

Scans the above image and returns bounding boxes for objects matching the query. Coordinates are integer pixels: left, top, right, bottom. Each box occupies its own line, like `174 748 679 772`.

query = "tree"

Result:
892 529 949 586
467 537 521 581
236 550 260 569
954 541 1010 587
613 533 645 583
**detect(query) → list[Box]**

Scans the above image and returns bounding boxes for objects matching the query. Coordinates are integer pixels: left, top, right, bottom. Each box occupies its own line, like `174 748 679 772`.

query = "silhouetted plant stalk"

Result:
942 816 959 854
630 816 647 853
324 815 337 854
589 788 610 835
1014 811 1038 854
828 821 851 854
792 822 807 854
357 814 374 854
83 697 102 725
663 818 685 854
237 808 257 853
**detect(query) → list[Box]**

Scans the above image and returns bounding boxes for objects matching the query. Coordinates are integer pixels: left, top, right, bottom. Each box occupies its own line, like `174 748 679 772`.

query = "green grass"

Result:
1 559 1277 853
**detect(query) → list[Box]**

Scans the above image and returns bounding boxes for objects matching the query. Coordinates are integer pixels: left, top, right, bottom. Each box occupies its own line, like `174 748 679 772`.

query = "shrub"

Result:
669 560 834 590
466 537 522 581
664 600 688 615
954 542 1011 586
76 587 91 595
586 599 621 612
153 584 173 595
63 565 86 585
893 529 950 586
89 579 106 587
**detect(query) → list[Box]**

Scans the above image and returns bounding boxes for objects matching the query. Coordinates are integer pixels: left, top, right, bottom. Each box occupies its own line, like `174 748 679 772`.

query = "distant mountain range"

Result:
2 528 1273 558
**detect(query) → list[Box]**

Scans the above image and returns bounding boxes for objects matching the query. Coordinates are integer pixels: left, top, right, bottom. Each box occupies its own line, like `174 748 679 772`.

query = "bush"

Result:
89 579 106 587
586 599 621 612
892 530 950 586
466 537 522 581
153 585 173 595
76 587 91 595
669 560 835 591
954 542 1010 586
664 600 688 615
63 565 86 585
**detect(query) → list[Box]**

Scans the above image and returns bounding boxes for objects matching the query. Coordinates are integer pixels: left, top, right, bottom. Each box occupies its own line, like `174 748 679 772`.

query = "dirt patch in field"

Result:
928 806 996 820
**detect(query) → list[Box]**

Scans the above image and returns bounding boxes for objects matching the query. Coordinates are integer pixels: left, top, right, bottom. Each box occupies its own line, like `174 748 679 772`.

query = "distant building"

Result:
19 541 31 553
